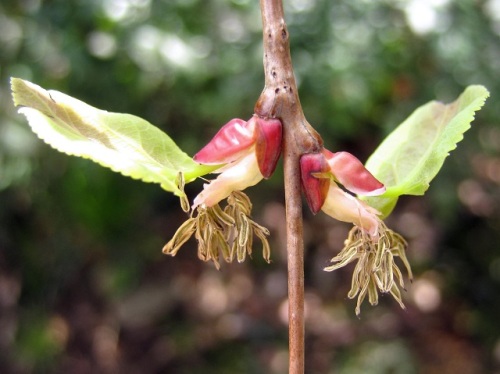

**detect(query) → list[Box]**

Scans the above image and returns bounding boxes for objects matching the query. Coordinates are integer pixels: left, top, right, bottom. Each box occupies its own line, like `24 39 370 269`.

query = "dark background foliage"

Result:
1 0 499 373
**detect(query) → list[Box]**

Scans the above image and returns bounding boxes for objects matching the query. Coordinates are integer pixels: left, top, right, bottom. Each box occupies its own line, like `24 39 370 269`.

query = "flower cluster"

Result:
165 114 412 314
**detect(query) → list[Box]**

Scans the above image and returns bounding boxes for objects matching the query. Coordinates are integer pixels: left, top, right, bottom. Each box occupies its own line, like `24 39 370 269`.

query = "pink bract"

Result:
194 118 256 165
322 149 385 196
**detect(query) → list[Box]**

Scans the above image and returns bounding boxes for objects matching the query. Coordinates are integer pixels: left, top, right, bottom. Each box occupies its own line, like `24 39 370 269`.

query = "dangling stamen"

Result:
163 191 272 269
325 221 412 316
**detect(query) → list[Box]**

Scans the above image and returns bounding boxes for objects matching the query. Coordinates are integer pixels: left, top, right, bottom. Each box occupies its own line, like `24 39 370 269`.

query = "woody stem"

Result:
255 0 323 373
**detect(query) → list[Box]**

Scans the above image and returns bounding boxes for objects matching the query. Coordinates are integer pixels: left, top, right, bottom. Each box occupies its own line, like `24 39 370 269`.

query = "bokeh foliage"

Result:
1 0 499 372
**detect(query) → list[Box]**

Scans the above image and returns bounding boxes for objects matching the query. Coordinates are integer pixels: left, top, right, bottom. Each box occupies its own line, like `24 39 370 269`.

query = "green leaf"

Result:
11 78 217 196
362 85 489 217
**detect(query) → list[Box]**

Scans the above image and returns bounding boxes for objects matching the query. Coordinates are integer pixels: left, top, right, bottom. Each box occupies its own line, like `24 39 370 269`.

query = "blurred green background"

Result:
1 0 499 373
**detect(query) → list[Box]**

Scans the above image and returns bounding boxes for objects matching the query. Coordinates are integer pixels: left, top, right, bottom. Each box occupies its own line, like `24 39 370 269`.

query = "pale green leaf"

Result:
362 85 489 217
11 78 217 196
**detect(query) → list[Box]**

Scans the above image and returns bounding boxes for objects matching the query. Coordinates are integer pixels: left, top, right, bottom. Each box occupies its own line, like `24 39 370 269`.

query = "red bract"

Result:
299 153 330 214
193 116 282 208
194 118 255 165
322 149 385 196
254 117 282 178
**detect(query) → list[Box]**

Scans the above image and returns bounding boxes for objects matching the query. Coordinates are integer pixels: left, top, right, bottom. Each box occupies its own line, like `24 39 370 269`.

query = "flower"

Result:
192 115 282 209
163 115 281 268
300 148 413 315
300 148 385 237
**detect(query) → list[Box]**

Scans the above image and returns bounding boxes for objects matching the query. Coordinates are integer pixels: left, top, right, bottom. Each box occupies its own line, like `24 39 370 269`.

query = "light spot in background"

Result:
47 315 70 349
103 0 131 22
289 0 316 13
227 272 253 306
160 34 195 67
493 338 500 365
398 212 426 238
305 301 354 344
132 24 162 52
278 298 288 325
264 271 287 299
269 349 288 374
485 0 500 19
128 25 162 71
102 0 151 23
0 274 21 310
87 31 117 59
343 22 373 47
304 292 322 321
215 313 245 339
93 324 119 370
366 311 401 338
457 179 495 216
219 13 248 43
405 2 438 34
410 275 442 312
0 118 37 187
197 272 229 317
0 15 22 51
338 74 368 105
129 26 203 72
42 53 71 79
403 0 451 35
190 36 213 59
115 282 175 328
18 23 67 78
472 153 500 185
484 0 500 34
0 121 38 156
328 45 353 72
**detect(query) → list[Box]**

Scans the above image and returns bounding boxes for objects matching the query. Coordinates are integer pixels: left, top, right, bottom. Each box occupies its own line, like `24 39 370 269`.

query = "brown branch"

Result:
255 1 323 373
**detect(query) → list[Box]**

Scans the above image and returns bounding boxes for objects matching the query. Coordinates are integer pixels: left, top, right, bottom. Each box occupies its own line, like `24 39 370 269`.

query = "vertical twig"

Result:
282 130 306 374
255 1 323 372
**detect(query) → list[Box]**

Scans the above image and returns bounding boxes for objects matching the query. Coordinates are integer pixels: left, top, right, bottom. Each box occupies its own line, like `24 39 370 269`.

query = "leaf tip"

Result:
10 77 47 110
462 85 490 112
10 77 24 107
